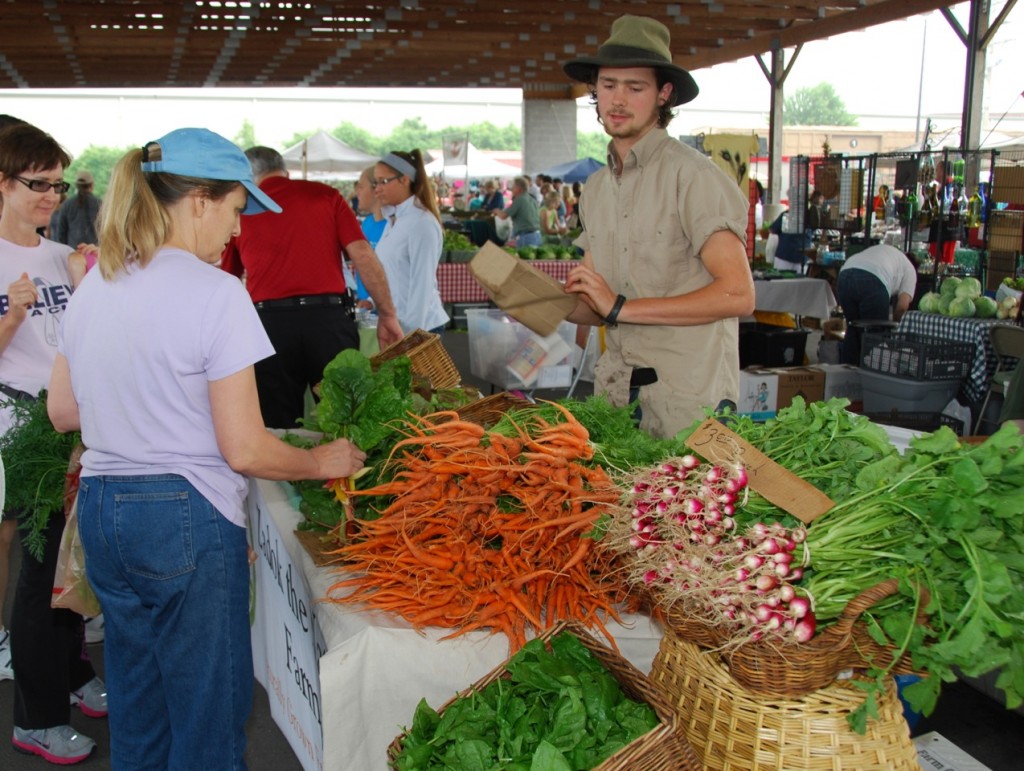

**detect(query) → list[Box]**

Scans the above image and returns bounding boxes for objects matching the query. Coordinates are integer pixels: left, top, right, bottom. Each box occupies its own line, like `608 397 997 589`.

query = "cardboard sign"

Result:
685 418 834 524
468 242 576 336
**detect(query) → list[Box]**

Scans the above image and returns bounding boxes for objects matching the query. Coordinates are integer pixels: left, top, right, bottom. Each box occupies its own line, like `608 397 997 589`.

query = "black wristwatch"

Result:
604 294 627 327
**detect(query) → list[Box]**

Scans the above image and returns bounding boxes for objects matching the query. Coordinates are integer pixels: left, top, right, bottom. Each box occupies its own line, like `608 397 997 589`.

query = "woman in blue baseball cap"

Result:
46 128 367 770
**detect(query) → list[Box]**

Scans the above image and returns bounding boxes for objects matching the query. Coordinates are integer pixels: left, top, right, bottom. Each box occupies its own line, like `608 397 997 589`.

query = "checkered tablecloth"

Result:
895 310 1015 403
436 260 576 304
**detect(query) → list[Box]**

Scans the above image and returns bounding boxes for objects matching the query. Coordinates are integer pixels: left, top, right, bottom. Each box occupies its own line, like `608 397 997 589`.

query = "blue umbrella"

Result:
537 157 605 184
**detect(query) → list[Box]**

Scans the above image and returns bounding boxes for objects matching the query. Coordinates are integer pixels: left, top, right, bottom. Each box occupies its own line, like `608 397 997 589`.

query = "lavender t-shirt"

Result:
58 248 275 526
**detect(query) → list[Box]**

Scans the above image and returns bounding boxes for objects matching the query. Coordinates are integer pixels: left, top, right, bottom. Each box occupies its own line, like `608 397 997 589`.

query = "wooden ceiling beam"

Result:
678 0 953 69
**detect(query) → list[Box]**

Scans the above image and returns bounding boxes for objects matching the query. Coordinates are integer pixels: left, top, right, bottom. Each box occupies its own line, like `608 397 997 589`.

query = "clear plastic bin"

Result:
466 309 575 390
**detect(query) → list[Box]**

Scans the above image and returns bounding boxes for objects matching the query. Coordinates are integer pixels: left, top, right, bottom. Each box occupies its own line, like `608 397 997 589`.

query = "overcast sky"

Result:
3 5 1021 155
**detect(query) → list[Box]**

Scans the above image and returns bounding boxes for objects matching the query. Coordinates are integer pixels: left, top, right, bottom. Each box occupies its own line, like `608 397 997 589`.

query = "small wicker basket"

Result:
653 630 920 771
370 329 461 390
454 390 533 428
387 621 701 771
661 578 927 697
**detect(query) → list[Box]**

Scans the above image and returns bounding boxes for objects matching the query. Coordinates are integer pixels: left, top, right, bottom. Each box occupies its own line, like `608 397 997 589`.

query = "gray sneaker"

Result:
70 677 108 718
12 724 96 765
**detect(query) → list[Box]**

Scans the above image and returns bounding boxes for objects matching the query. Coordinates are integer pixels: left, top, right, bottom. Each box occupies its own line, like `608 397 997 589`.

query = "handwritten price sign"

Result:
686 418 834 524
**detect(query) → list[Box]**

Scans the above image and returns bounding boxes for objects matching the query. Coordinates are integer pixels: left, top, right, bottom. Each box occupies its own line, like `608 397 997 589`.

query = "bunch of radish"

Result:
610 455 816 644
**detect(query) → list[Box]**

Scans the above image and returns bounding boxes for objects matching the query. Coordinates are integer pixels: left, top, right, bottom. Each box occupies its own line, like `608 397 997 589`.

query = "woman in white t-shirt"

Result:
1 121 102 765
46 128 367 770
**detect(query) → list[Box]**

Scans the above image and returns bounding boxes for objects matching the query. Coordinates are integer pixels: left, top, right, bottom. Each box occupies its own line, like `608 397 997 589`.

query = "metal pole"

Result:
915 18 928 145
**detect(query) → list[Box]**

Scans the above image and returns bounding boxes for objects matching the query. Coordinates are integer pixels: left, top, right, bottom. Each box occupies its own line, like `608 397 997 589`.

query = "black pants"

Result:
12 508 96 729
254 304 360 429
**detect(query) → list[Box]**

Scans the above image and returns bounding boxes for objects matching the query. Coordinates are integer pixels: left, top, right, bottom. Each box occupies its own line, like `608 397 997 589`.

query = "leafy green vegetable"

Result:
0 391 80 561
289 349 414 531
443 230 475 252
392 631 658 770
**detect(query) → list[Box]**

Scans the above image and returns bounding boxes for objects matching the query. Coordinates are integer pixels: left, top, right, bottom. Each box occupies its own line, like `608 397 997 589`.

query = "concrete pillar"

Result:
522 97 577 176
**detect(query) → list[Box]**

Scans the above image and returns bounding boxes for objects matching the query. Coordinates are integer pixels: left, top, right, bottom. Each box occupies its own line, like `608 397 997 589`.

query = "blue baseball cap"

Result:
140 127 281 215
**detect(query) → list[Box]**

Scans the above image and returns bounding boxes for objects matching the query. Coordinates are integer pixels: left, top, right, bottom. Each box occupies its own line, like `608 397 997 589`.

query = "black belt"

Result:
254 294 352 310
629 368 658 388
0 382 38 402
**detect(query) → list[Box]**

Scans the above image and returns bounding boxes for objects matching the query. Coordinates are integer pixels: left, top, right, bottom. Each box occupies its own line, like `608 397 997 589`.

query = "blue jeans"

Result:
77 475 252 771
515 231 542 247
836 268 890 366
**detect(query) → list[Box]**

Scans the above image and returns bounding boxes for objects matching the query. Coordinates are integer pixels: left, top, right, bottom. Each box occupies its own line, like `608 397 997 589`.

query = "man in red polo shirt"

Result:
221 146 402 428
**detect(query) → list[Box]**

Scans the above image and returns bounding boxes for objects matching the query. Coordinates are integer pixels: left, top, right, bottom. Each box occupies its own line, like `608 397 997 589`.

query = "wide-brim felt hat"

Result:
563 15 698 107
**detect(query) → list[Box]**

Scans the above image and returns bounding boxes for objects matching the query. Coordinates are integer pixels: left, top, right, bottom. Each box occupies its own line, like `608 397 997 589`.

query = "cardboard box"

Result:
767 366 825 410
468 242 575 336
737 369 779 420
991 165 1024 206
986 210 1024 253
812 363 863 409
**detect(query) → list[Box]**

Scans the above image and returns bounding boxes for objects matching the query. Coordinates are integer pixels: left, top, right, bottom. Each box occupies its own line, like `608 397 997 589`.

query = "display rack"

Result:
988 150 1024 291
862 149 1016 290
786 154 869 253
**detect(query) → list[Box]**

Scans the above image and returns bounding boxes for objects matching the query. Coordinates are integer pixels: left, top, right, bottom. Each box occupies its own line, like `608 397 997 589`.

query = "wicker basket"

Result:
662 578 927 697
387 621 701 771
454 390 533 427
292 529 345 568
370 329 461 390
653 630 920 770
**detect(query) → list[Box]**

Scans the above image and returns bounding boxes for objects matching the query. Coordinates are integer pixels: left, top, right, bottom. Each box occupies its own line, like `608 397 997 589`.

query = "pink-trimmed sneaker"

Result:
12 724 96 765
70 677 108 718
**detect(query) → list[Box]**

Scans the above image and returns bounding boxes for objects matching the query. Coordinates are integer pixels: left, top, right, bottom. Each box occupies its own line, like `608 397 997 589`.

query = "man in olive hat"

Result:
561 15 755 438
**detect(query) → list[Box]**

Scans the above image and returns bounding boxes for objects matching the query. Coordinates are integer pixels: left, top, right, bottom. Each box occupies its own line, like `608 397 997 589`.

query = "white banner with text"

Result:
248 479 326 771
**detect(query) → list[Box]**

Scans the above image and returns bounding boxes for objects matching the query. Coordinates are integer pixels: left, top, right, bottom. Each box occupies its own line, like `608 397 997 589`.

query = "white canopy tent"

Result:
424 143 521 182
281 130 377 180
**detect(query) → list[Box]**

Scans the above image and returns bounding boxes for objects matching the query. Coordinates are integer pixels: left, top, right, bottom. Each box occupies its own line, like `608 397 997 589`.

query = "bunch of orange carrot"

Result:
324 404 631 651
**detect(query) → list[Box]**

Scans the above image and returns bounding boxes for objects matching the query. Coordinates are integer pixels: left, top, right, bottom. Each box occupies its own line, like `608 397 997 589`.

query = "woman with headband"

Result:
372 150 449 334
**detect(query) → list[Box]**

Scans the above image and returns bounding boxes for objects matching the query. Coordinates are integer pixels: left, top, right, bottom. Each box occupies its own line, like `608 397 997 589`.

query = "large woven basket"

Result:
387 621 701 771
663 578 927 697
653 630 919 770
370 329 461 390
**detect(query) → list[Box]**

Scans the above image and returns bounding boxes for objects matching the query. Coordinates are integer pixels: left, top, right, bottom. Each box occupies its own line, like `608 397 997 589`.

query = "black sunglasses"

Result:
13 176 71 194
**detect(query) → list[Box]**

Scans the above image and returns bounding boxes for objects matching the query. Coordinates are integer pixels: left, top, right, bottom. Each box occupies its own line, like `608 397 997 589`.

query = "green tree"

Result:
332 122 381 155
233 119 258 149
577 131 608 162
382 117 437 154
784 83 857 126
66 145 131 198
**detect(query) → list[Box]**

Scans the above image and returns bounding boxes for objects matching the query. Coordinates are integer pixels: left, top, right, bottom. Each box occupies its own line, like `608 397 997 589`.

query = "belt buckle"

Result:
297 296 310 306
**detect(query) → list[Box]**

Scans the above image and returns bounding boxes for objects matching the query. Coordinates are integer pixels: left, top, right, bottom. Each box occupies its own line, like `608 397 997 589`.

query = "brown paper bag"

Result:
468 242 576 336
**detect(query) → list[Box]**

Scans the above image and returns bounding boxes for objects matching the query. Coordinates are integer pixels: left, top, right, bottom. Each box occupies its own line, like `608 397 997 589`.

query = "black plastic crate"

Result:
860 332 973 381
739 323 809 368
863 410 965 436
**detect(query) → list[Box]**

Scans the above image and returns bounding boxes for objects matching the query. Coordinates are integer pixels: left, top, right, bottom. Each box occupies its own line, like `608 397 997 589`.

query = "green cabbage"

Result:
917 291 942 313
954 277 982 299
974 296 998 318
948 297 976 318
940 277 962 297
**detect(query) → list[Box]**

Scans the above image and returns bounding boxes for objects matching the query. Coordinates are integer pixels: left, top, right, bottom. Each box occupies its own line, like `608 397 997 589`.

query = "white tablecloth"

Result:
257 479 665 771
754 278 838 319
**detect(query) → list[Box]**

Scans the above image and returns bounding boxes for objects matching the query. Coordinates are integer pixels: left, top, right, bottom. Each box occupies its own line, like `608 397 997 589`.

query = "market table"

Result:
753 277 838 320
249 477 665 771
436 260 576 304
895 310 1016 403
